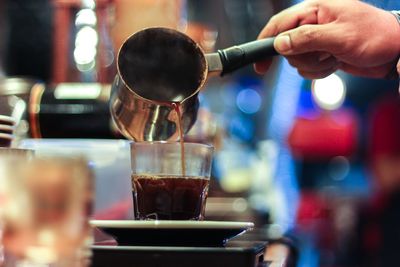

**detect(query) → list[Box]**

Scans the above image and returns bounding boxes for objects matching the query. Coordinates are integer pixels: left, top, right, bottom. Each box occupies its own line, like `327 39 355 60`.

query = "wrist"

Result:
391 10 400 24
390 11 400 77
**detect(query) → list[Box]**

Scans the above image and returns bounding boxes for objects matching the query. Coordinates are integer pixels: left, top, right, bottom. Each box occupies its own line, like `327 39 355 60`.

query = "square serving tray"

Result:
91 241 269 267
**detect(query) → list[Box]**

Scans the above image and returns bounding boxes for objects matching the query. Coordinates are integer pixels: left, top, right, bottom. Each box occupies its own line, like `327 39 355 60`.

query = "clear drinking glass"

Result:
0 148 33 267
130 142 213 221
0 156 93 267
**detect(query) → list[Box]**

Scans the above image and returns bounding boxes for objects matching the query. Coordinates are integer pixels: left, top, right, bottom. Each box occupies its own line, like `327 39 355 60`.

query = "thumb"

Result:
274 24 337 55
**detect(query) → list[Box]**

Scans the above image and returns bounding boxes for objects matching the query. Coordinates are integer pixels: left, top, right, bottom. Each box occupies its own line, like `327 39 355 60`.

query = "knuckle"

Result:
287 59 304 70
286 57 300 68
305 6 318 16
269 15 278 23
298 69 318 80
260 16 279 37
298 26 319 42
288 55 313 70
267 16 279 34
268 15 280 29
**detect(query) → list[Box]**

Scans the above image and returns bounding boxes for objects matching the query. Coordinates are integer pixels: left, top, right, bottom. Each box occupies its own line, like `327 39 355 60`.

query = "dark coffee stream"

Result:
171 102 186 176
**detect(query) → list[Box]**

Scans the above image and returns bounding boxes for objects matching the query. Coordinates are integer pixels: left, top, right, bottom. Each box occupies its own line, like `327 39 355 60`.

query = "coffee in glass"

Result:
130 142 213 220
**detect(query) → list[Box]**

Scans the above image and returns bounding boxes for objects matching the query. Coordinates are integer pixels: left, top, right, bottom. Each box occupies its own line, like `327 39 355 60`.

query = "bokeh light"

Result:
312 73 346 110
236 88 262 114
75 9 97 26
74 26 98 71
328 156 350 181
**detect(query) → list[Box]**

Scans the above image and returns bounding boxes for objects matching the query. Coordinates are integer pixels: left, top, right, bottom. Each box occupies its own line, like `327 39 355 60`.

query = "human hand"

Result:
255 0 400 79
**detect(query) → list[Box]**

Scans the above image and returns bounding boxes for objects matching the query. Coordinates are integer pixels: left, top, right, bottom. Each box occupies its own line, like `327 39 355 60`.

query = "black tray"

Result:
91 241 269 267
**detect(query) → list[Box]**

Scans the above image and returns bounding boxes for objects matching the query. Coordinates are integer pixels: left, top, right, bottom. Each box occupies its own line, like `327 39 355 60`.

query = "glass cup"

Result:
0 156 93 267
0 115 15 127
0 148 33 267
130 142 213 220
0 133 13 148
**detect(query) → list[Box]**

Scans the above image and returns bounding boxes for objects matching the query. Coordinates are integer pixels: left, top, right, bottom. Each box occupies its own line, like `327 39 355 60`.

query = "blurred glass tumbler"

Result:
0 134 13 148
0 147 32 158
0 156 93 266
0 115 15 127
131 142 213 220
0 115 15 147
0 125 13 135
0 148 33 266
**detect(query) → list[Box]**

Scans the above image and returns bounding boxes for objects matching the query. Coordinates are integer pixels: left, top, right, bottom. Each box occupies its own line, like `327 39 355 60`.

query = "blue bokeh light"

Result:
236 88 262 114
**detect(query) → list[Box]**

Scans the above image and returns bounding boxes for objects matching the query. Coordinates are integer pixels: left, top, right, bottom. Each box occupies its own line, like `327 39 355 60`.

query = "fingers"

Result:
339 62 396 79
255 0 323 75
274 24 342 56
258 1 319 39
286 52 339 72
254 60 273 74
254 48 338 75
255 1 319 74
298 66 339 80
285 52 340 79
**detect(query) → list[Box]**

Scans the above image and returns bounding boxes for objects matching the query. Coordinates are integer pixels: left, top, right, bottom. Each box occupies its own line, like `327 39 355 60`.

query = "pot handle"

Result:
218 37 278 76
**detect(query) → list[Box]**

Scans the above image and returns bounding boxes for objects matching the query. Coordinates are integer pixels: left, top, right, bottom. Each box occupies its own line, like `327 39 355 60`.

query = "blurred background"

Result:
2 0 400 266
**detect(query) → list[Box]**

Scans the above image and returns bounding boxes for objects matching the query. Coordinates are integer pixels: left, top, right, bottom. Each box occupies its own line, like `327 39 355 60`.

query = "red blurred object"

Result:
52 0 114 84
288 111 358 160
296 191 329 224
295 191 336 251
369 97 400 158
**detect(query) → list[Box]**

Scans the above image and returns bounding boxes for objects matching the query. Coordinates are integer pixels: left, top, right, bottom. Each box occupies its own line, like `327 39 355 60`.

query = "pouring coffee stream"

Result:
171 102 186 176
110 27 278 174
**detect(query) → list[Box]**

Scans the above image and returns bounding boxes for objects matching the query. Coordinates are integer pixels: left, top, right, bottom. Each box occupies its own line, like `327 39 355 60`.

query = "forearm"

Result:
391 11 400 77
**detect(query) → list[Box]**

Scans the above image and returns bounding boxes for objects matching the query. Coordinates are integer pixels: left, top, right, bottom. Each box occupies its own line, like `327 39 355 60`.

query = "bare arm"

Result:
255 0 400 79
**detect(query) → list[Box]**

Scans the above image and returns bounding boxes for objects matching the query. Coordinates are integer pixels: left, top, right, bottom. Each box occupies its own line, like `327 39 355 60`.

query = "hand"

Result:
255 0 400 79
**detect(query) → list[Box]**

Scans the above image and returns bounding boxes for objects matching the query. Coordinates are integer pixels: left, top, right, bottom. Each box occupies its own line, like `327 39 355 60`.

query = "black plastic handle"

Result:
217 37 278 76
257 261 272 267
